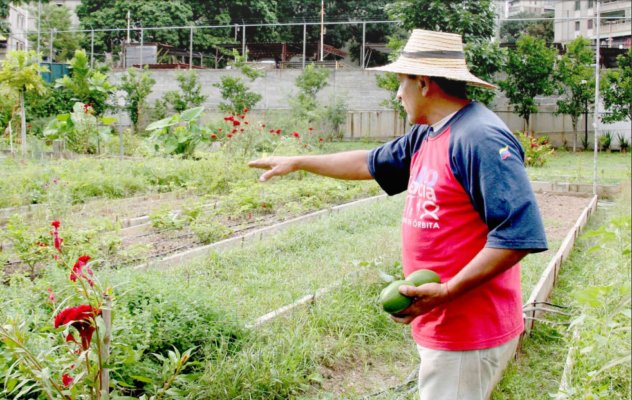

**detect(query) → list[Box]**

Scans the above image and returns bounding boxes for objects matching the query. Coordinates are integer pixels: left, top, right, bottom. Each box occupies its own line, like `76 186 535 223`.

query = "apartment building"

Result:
555 0 631 48
0 3 29 59
28 0 82 30
506 0 556 17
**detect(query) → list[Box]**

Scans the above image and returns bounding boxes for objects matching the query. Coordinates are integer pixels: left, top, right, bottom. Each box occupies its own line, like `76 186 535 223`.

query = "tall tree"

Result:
499 35 557 132
0 51 48 158
600 48 631 123
379 0 506 106
555 36 595 151
27 3 84 62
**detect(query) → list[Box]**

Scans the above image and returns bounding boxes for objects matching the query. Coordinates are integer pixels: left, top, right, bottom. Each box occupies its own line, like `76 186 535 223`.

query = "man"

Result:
249 29 547 400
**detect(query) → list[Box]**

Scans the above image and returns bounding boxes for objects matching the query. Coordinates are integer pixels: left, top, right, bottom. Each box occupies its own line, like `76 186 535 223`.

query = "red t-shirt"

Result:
367 102 548 351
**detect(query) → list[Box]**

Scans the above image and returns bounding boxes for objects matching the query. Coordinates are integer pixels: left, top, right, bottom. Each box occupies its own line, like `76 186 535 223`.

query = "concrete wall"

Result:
110 68 631 146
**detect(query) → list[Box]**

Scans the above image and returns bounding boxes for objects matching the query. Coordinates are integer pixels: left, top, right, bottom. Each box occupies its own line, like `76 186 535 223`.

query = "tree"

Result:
75 0 281 61
213 50 264 114
600 48 631 123
27 3 84 62
120 66 156 134
0 51 48 158
499 35 557 132
555 36 595 151
385 0 496 43
383 0 507 105
501 11 554 44
164 71 208 114
55 50 116 117
375 35 406 118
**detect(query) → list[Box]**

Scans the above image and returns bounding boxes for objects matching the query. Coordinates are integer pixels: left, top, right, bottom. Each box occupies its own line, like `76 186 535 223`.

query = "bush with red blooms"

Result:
0 221 194 399
213 108 325 157
515 131 555 167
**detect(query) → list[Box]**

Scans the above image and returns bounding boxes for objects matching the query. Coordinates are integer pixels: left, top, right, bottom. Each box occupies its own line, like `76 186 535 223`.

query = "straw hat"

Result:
369 29 497 90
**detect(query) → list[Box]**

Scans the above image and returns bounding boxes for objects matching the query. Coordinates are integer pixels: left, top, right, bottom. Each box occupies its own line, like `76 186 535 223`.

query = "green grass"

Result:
492 185 631 400
527 151 631 185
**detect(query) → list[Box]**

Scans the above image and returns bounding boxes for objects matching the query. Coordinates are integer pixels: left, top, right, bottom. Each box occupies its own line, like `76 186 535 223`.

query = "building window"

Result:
588 19 593 29
575 21 581 31
588 0 594 8
575 1 581 11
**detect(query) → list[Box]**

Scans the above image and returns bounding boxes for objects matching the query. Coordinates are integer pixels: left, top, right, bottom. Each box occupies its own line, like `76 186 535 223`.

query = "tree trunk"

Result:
572 117 577 153
20 91 26 159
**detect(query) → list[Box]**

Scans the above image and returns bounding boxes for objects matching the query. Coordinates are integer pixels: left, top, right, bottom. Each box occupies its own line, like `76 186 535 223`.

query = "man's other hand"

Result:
248 156 297 182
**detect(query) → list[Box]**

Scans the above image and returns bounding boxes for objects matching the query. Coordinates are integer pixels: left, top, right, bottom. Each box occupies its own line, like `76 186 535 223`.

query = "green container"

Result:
40 62 71 84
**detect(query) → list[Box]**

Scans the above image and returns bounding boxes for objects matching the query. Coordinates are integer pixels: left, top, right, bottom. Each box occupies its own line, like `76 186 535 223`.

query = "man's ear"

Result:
419 76 430 96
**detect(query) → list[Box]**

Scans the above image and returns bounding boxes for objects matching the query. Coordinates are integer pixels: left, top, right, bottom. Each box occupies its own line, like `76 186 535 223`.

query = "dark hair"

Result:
407 75 468 99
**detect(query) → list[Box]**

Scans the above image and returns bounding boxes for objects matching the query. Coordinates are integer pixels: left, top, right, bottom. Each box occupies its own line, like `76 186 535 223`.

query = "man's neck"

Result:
425 97 472 126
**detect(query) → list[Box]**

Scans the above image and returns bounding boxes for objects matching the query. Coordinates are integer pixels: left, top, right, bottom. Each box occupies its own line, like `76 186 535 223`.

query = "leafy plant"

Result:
146 106 209 157
0 51 49 157
617 133 629 153
191 220 232 244
55 49 115 118
44 102 118 154
599 131 613 152
164 71 208 114
515 131 554 167
600 48 631 124
120 66 156 134
213 50 264 114
289 63 331 123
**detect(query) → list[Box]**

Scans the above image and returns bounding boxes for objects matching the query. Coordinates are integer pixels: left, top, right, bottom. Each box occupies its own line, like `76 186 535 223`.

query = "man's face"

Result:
396 74 429 125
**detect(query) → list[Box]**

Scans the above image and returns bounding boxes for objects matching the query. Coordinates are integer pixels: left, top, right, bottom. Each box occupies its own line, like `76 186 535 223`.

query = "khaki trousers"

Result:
417 337 519 400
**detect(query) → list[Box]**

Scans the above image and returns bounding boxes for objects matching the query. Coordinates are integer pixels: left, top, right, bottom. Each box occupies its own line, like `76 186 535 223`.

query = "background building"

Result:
555 0 631 48
506 0 555 17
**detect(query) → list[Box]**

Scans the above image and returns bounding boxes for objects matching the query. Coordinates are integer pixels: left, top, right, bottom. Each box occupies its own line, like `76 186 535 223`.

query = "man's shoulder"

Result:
450 102 516 147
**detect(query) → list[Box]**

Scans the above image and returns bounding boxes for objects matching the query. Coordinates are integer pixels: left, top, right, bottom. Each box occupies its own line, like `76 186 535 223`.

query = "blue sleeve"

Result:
366 125 423 196
451 125 548 253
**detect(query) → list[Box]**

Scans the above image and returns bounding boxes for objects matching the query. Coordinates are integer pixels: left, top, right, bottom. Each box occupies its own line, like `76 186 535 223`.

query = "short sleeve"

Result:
451 127 548 253
367 125 422 196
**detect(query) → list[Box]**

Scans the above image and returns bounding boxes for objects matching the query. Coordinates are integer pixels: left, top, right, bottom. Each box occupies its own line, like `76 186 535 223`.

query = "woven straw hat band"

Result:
368 29 497 90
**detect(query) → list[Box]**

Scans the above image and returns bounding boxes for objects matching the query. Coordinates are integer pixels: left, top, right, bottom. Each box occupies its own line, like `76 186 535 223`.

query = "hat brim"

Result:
368 58 497 90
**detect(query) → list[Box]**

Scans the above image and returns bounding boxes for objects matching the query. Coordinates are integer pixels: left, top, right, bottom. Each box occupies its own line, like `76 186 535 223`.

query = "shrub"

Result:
164 71 208 114
515 131 554 167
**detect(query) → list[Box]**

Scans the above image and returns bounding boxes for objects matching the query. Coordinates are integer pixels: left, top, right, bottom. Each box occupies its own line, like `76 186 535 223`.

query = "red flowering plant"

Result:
0 221 194 399
515 131 555 167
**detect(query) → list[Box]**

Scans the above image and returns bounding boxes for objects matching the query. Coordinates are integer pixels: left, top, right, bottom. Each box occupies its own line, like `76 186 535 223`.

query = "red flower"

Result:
304 144 307 148
231 129 237 134
244 121 249 125
71 256 91 282
240 128 244 132
218 128 222 132
319 138 323 142
243 108 249 113
270 129 274 133
241 115 245 120
543 140 548 145
54 305 102 350
308 127 313 131
227 134 233 138
531 143 538 148
262 124 266 128
62 374 74 387
233 120 241 126
27 124 32 129
276 129 281 134
47 288 56 303
293 132 300 138
262 203 267 208
211 134 217 139
51 221 61 229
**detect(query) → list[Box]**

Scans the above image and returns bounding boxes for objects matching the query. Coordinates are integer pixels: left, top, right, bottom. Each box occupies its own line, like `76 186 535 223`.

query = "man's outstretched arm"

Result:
248 150 373 182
